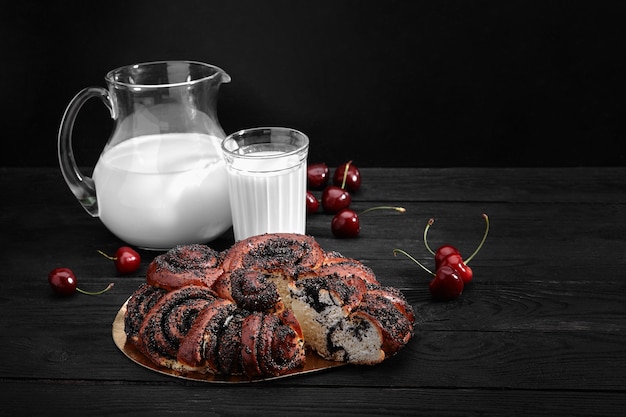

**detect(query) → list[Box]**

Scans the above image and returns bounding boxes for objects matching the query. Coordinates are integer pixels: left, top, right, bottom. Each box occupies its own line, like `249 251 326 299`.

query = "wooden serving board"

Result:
112 301 346 383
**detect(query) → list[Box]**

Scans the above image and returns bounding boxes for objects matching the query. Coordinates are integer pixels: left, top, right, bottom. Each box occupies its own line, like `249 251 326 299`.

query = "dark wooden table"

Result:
1 166 625 416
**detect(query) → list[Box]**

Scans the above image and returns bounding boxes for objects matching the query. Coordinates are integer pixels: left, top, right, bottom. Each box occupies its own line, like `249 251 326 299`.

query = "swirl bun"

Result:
125 233 415 379
124 283 167 343
134 286 218 371
221 233 324 274
214 268 282 313
146 244 223 291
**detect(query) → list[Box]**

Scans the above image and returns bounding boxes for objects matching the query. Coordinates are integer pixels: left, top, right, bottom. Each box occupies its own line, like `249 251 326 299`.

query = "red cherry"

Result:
307 162 330 189
114 246 141 274
321 185 351 213
48 267 114 296
306 191 319 214
440 252 473 284
98 246 141 274
393 249 463 301
332 206 405 238
333 161 361 192
48 267 77 296
435 244 460 269
331 209 360 238
429 266 464 301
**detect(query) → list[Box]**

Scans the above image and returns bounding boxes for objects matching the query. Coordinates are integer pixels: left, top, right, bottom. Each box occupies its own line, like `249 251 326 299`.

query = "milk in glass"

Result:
226 151 306 241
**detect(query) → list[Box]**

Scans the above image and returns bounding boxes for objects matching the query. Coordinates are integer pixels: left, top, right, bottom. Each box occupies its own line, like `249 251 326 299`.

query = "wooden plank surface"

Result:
1 167 625 416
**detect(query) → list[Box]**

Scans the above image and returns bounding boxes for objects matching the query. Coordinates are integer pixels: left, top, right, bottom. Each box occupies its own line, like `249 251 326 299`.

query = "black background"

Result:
3 0 625 168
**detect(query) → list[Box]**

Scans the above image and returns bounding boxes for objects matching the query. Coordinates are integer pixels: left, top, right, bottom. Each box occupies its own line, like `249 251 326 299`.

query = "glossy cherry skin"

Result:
307 162 330 189
321 185 351 213
333 162 361 192
331 209 360 238
440 252 473 284
435 244 459 268
114 246 141 274
306 191 319 214
48 267 77 296
429 265 464 301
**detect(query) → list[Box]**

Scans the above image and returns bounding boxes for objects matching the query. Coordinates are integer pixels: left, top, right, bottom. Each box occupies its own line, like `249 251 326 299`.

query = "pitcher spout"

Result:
216 66 231 85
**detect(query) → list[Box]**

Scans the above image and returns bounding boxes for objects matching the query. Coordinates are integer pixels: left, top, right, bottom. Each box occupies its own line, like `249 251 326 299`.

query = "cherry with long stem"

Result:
332 206 405 238
334 160 361 192
97 246 141 274
48 267 114 296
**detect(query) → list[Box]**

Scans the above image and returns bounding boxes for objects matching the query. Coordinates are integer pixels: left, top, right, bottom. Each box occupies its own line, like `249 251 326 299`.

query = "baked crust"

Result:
124 233 415 378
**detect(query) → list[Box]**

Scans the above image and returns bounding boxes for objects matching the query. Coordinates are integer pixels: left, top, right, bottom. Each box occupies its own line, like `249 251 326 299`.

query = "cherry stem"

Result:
341 160 352 189
422 213 490 264
423 218 436 256
97 250 117 261
464 213 490 264
76 282 114 296
392 248 434 276
360 206 406 216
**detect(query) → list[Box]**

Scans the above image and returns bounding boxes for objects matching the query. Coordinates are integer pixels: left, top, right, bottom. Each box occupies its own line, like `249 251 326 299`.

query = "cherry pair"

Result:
394 214 489 301
427 245 470 301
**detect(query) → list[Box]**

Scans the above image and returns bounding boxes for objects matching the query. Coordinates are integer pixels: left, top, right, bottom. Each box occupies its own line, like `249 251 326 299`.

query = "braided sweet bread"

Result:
124 233 415 379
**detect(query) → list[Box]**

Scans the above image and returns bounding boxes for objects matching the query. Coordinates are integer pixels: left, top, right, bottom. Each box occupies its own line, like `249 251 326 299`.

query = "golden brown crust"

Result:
256 310 306 376
220 233 324 274
355 290 415 356
146 244 224 291
317 257 380 286
365 284 416 325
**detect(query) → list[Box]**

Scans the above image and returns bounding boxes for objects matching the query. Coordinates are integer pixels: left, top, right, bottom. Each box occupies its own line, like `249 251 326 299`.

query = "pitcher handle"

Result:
57 87 113 217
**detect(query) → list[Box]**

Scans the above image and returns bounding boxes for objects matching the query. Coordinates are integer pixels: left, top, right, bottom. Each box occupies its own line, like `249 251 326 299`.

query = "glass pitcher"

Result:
58 61 233 250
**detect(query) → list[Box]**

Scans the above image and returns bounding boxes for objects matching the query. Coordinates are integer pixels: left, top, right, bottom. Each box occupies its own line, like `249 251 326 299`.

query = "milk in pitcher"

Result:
92 133 232 249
